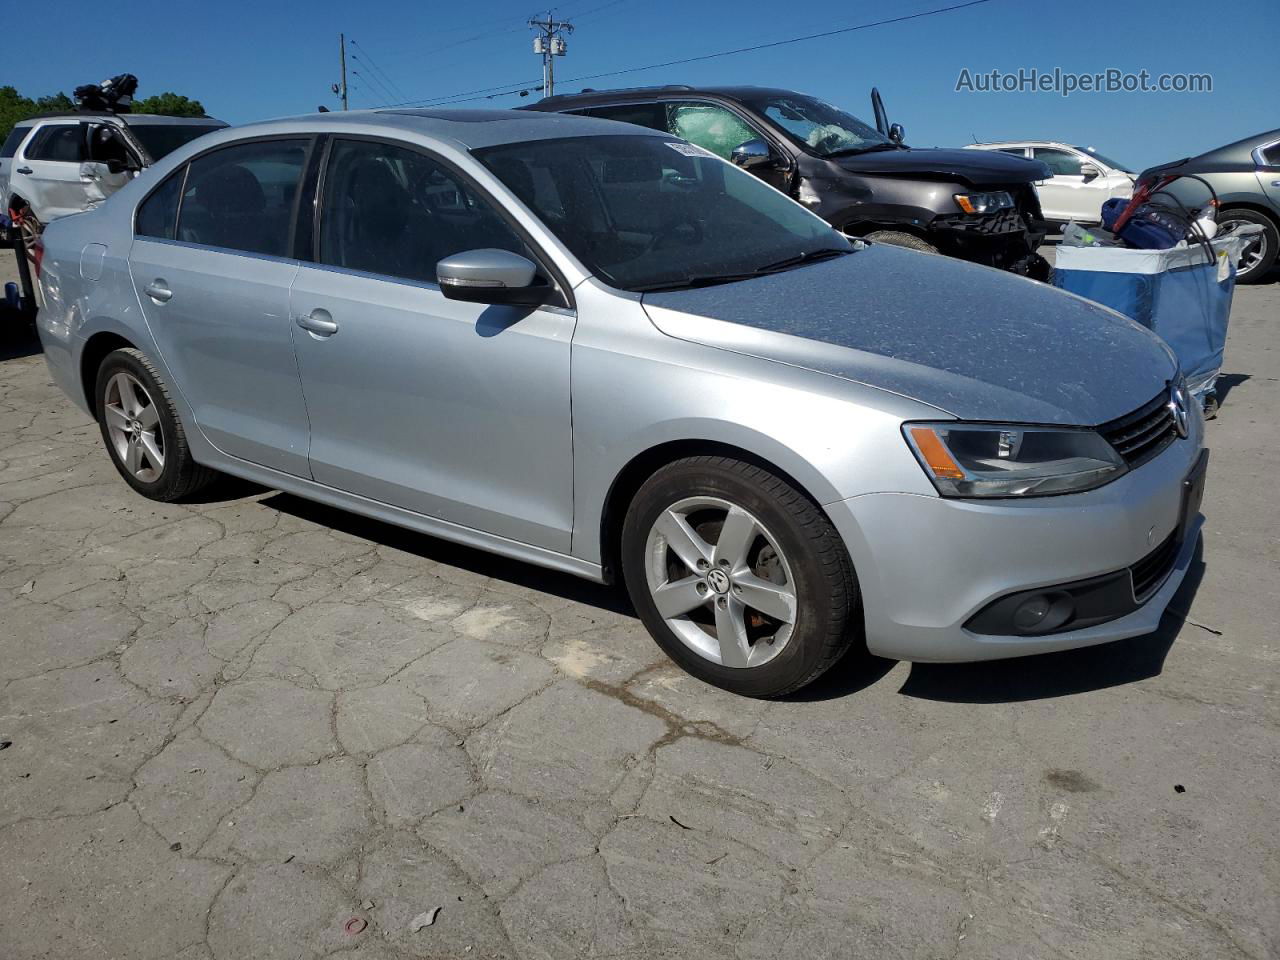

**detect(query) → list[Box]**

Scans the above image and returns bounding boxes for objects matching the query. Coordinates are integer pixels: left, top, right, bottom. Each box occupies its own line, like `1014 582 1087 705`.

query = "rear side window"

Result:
585 103 667 131
1262 142 1280 167
26 124 87 163
177 139 308 257
136 169 186 240
1 126 29 159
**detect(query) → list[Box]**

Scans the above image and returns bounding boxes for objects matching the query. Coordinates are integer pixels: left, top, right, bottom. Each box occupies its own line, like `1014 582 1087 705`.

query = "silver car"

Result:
34 109 1207 697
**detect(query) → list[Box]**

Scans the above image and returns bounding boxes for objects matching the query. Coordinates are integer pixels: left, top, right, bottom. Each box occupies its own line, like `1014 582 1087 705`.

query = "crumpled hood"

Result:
641 244 1177 426
832 146 1048 185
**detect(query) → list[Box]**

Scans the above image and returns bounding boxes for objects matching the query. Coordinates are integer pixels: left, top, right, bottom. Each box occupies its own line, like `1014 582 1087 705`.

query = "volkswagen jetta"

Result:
34 109 1206 697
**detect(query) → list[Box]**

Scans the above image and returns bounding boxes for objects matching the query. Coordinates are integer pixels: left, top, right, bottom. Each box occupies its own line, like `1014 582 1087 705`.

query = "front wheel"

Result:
620 456 860 698
863 230 939 254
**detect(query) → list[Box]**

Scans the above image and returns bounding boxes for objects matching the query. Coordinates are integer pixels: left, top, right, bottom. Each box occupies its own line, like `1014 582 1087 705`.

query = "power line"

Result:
380 0 997 109
349 40 411 103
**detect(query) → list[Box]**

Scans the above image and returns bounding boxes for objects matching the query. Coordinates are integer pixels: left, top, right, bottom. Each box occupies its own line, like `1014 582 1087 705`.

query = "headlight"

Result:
904 422 1126 497
954 191 1014 215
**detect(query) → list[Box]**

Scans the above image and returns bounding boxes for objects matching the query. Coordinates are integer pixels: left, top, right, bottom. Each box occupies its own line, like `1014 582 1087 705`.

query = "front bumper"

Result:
826 431 1205 662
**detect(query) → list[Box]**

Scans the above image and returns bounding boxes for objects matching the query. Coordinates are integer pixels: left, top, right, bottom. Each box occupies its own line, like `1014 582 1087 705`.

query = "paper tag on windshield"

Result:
666 141 716 159
1217 250 1231 283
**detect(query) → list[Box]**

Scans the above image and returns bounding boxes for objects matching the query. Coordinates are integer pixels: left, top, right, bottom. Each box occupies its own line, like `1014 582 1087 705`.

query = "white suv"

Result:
966 140 1134 226
1 112 226 248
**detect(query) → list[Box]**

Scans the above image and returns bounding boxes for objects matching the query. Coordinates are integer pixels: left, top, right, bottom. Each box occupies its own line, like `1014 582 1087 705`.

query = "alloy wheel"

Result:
1217 217 1269 278
644 496 798 668
103 372 164 482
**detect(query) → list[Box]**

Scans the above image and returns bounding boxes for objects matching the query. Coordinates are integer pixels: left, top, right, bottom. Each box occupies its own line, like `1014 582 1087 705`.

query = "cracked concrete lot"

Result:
1 278 1278 959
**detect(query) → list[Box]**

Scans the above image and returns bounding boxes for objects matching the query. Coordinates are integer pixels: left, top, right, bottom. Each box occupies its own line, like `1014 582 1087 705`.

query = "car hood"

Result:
831 146 1049 185
641 245 1176 426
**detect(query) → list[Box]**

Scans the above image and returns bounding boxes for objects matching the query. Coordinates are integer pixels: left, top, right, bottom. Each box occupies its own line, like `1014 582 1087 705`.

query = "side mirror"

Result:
1079 162 1100 180
888 122 905 144
730 139 774 169
437 249 551 306
105 158 129 175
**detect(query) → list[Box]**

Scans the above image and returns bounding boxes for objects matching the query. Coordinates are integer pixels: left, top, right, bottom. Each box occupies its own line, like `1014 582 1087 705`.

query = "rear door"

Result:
0 125 31 205
12 122 90 219
128 137 314 476
287 136 576 551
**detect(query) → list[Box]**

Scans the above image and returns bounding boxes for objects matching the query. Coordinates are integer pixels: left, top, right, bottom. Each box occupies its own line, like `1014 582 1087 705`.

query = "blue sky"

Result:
12 0 1277 170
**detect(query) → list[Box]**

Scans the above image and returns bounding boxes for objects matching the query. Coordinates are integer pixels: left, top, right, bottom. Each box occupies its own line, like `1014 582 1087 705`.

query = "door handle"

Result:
143 280 173 303
16 166 32 175
295 309 338 337
1272 180 1280 187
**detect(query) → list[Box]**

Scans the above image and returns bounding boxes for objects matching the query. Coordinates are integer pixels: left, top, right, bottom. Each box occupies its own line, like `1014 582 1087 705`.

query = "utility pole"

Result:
332 33 349 111
528 13 572 98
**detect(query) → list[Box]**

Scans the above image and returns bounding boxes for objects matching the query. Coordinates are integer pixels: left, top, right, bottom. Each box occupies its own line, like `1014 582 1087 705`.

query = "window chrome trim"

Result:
1252 138 1280 168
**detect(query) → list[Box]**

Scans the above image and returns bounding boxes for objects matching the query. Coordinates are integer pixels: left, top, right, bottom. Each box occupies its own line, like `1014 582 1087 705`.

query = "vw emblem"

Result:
706 568 731 595
1168 385 1190 440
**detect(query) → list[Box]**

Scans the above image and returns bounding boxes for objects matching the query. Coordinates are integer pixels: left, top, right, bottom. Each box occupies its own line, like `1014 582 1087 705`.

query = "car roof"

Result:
228 107 667 150
527 84 806 110
971 140 1077 150
14 112 225 126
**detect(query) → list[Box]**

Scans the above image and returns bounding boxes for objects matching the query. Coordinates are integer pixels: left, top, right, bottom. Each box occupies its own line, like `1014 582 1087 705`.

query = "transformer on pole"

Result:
528 13 573 98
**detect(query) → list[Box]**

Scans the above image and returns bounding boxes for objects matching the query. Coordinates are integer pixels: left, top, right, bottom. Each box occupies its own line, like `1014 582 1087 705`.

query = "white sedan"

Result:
967 140 1134 226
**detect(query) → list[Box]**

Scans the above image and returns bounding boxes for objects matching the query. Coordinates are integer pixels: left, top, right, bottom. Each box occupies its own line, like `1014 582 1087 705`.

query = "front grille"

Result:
1100 389 1178 467
1130 530 1179 602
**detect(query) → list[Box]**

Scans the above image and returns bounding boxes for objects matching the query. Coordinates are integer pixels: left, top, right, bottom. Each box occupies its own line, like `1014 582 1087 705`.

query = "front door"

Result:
288 137 576 551
128 137 313 476
1032 146 1107 223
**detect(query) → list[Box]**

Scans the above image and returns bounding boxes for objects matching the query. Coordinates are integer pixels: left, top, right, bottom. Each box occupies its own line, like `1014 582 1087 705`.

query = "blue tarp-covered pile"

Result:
1053 237 1246 408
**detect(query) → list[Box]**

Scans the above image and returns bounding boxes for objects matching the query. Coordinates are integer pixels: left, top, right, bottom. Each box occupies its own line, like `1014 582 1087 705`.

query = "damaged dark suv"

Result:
528 85 1052 278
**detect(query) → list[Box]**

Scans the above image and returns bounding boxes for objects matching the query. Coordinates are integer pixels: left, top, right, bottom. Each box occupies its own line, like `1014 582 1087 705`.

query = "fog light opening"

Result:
1012 592 1075 635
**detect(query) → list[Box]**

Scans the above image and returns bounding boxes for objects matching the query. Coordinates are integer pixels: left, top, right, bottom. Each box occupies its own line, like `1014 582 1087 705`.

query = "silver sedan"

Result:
34 109 1206 696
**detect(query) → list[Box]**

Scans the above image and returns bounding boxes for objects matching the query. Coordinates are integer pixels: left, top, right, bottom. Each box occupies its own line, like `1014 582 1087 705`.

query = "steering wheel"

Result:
648 215 704 252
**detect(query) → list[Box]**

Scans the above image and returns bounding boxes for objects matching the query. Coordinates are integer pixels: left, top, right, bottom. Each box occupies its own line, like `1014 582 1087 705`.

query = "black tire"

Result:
864 230 939 254
620 456 860 698
94 348 216 501
1217 208 1278 285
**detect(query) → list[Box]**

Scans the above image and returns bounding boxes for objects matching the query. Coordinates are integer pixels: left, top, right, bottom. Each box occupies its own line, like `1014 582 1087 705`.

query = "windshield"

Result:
475 135 848 292
125 123 225 162
740 93 893 158
1082 147 1133 174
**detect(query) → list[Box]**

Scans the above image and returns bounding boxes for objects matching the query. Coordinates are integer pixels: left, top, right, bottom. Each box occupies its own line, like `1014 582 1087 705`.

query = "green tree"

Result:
132 92 206 117
1 87 207 140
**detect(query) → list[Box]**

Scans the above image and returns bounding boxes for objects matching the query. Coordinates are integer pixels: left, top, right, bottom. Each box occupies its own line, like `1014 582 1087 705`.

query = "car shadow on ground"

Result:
895 538 1207 704
261 491 633 614
0 315 39 361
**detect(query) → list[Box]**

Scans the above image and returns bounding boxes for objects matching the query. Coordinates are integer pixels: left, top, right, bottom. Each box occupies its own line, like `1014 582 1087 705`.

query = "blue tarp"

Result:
1053 238 1243 402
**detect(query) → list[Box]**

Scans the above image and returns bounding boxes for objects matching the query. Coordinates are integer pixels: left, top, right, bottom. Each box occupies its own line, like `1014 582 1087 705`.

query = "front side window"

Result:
742 93 892 158
177 139 308 256
136 169 185 240
667 103 759 160
477 134 846 292
319 138 526 284
1033 147 1084 177
27 124 87 163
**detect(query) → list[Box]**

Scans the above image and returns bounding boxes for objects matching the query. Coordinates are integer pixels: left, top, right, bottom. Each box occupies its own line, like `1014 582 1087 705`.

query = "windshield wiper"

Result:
754 247 852 274
632 272 761 293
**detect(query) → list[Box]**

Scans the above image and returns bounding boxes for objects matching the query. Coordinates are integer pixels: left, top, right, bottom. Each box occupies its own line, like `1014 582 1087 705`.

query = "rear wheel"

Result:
1216 208 1278 284
95 348 216 501
15 207 42 261
864 230 939 254
621 456 860 698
